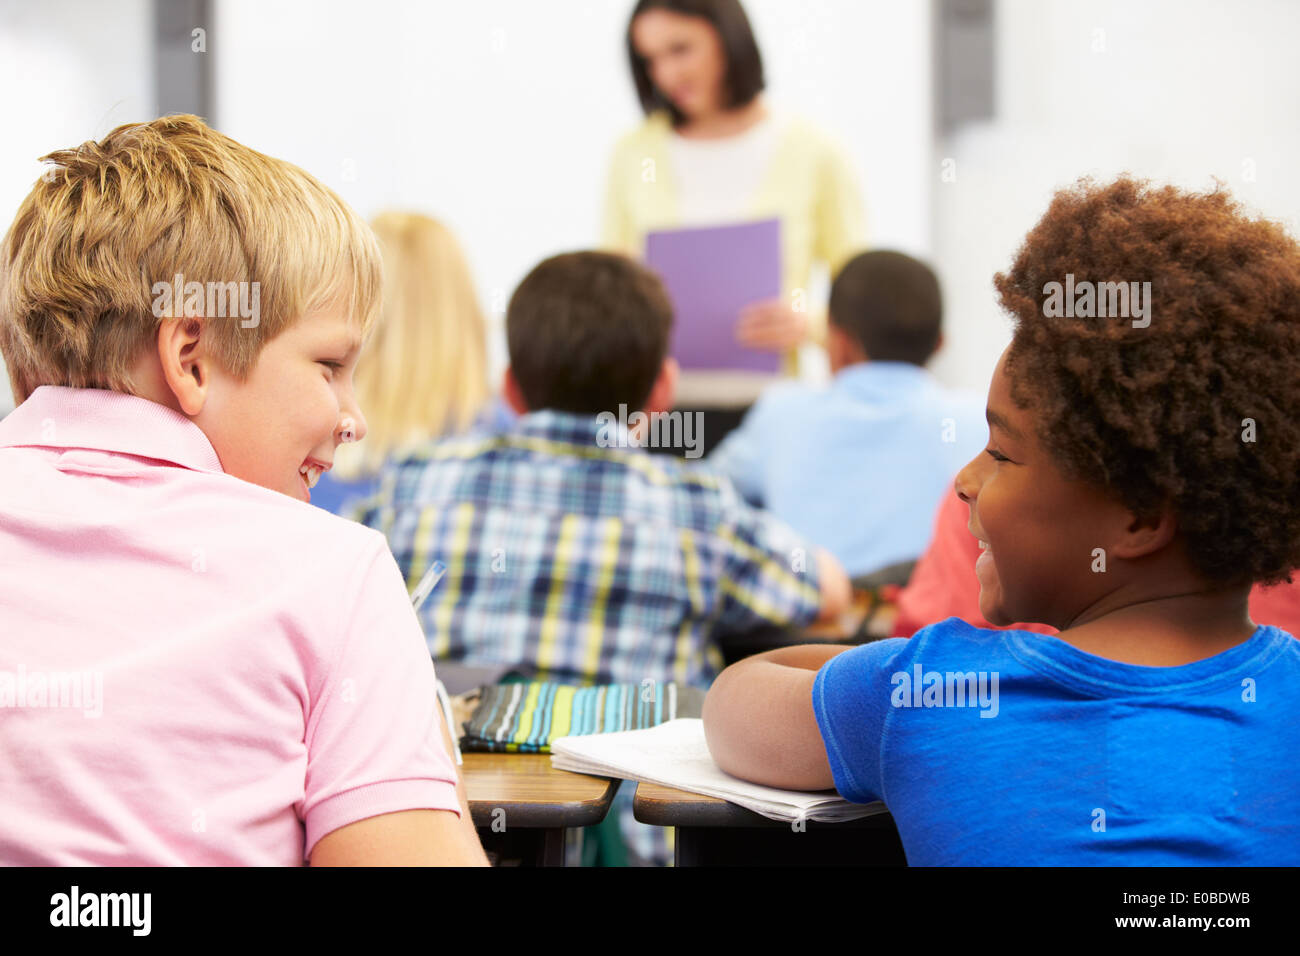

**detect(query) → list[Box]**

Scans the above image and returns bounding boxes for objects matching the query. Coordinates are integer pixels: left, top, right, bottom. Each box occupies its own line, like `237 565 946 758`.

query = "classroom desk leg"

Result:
476 826 568 866
672 820 907 867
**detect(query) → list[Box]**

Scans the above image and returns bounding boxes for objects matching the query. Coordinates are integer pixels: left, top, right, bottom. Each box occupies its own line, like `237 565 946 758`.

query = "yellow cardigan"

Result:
601 110 867 373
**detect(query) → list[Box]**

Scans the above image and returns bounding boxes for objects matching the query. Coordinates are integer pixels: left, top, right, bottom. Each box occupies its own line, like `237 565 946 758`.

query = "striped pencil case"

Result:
460 680 705 753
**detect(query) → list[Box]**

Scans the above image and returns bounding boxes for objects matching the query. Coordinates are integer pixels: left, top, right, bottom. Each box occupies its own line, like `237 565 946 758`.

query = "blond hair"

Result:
332 211 489 479
0 114 381 403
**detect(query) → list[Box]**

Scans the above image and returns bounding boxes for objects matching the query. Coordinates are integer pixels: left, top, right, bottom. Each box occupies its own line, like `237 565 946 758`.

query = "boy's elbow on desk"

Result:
703 652 840 793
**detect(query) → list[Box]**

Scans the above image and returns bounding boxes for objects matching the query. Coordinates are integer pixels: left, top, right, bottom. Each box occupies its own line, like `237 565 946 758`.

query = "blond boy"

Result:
0 115 486 865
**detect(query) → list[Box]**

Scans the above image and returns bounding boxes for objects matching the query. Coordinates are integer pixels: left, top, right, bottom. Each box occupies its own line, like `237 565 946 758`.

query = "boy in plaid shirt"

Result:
358 251 850 690
356 251 851 863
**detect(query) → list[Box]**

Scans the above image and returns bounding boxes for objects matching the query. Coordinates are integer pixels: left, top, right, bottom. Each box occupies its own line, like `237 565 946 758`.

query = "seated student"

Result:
355 250 850 864
0 115 487 866
893 488 1300 638
707 250 985 577
356 250 851 688
702 176 1300 864
311 211 513 515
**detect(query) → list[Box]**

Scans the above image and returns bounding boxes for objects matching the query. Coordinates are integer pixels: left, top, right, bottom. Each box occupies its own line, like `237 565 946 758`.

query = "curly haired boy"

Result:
703 175 1300 864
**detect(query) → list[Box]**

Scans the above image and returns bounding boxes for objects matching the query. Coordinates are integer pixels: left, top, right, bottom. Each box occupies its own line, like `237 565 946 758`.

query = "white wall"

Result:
213 0 933 384
7 1 1296 407
0 0 154 413
930 0 1300 393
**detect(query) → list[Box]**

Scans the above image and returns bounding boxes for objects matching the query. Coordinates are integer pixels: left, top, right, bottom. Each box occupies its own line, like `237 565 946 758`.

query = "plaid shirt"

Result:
354 410 823 689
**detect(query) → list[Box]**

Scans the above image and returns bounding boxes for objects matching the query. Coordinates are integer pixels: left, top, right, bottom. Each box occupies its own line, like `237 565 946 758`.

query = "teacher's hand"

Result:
735 299 809 352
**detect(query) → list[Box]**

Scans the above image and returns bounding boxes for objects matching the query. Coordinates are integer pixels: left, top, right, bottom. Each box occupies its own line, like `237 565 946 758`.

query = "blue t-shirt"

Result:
812 617 1300 865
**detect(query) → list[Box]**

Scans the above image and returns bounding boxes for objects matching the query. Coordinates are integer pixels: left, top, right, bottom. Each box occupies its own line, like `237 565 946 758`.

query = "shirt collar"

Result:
513 408 640 451
833 361 931 399
0 385 224 473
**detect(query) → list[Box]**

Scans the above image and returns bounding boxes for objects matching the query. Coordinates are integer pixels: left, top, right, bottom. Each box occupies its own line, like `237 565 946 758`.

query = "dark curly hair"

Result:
994 175 1300 587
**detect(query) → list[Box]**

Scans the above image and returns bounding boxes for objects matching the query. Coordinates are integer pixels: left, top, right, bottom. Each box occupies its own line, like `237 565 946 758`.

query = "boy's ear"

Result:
643 357 678 416
503 366 530 415
157 318 209 417
1109 506 1179 561
827 323 867 374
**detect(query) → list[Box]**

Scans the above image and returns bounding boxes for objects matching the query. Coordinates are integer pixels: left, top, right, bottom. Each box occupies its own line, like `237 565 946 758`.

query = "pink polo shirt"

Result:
0 386 461 865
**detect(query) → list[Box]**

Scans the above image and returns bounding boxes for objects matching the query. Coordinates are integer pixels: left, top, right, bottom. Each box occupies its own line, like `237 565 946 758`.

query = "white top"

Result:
668 115 780 226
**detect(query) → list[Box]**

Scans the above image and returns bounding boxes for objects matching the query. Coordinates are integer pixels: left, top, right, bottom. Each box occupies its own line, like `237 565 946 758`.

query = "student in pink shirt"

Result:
0 115 487 866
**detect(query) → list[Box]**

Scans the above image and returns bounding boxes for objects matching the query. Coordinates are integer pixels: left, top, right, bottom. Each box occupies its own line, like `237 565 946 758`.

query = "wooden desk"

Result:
463 753 620 866
633 781 906 866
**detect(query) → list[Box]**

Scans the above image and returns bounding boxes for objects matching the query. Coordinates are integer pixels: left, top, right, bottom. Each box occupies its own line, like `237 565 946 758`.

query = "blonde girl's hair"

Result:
332 211 490 479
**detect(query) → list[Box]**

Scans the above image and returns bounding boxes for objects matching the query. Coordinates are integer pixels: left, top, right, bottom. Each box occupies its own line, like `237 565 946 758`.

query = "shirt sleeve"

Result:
299 538 461 860
812 636 912 803
713 490 823 632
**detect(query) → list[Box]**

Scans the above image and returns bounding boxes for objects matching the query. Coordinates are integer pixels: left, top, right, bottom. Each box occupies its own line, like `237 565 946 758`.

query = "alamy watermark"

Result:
1042 273 1151 328
890 664 999 717
151 273 260 328
0 665 102 718
596 404 704 459
50 886 150 936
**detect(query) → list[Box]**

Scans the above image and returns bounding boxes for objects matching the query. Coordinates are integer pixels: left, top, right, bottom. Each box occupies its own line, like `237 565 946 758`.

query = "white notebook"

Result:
550 718 886 824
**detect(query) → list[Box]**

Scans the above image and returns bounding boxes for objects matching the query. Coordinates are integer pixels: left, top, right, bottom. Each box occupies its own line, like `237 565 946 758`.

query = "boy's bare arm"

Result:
435 705 492 863
309 808 486 866
311 711 489 866
702 645 848 792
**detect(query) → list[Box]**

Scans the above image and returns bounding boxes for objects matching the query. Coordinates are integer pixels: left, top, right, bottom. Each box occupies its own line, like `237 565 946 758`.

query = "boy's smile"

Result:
955 346 1136 630
191 303 366 504
299 455 333 500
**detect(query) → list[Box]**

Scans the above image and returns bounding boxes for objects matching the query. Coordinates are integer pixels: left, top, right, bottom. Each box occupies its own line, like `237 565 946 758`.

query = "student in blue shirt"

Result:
707 250 985 577
702 176 1300 865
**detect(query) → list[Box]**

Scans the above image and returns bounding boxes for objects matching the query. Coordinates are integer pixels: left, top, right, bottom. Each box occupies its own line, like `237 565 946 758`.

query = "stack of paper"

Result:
550 718 885 824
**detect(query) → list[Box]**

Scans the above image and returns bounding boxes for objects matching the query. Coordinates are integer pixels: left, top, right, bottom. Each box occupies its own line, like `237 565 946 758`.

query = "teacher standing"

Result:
602 0 867 390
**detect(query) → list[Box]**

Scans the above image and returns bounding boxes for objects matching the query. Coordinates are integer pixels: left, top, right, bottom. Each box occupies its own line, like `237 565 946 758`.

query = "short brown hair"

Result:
0 114 381 403
829 250 942 366
506 252 674 414
995 175 1300 587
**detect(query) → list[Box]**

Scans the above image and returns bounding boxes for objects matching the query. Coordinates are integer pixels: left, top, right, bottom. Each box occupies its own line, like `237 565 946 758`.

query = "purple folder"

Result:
644 218 783 372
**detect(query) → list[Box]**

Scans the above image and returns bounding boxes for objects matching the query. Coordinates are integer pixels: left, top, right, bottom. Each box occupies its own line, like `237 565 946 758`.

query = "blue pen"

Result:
409 560 447 615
